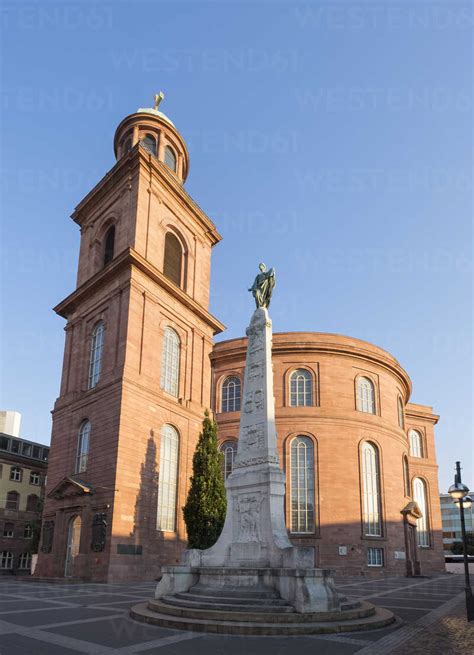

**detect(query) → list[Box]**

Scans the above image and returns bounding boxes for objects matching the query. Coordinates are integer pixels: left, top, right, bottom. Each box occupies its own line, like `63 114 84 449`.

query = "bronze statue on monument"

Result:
249 263 276 309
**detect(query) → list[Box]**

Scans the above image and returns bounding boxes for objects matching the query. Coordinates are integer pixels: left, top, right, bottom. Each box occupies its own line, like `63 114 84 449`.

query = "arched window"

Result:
403 455 410 497
26 494 39 512
88 322 105 389
164 146 177 171
18 552 32 570
289 369 313 407
160 327 180 397
290 436 315 534
141 133 157 155
357 377 376 414
163 232 183 287
220 440 237 479
221 376 241 412
398 397 405 429
76 420 91 473
24 524 33 538
10 467 22 482
0 552 13 570
409 429 423 458
157 424 179 531
361 442 382 536
103 226 115 266
413 477 430 547
122 135 132 156
6 491 19 511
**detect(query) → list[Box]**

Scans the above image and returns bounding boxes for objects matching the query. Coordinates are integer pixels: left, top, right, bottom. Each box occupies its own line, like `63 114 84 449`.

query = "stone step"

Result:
131 602 396 636
188 585 279 599
175 591 291 607
161 595 295 614
148 599 375 624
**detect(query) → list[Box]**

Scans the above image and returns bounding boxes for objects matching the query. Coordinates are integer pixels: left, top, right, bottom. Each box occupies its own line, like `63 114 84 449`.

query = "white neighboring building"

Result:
440 493 474 554
0 411 21 438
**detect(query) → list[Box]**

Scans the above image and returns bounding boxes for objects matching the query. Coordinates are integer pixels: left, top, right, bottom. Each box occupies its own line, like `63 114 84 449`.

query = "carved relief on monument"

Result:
237 494 261 542
240 422 265 449
248 361 263 382
233 454 280 470
246 329 264 356
243 389 264 414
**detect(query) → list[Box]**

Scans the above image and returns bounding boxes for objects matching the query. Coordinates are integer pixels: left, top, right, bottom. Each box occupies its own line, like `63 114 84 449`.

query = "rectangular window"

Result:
367 547 384 567
3 523 14 538
30 472 41 486
10 467 22 482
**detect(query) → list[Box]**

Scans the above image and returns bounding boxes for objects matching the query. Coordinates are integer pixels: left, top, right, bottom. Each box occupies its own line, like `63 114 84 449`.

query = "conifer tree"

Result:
183 410 227 549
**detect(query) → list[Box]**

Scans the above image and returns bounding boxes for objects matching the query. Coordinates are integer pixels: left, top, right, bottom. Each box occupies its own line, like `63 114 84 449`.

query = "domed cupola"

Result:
113 92 189 183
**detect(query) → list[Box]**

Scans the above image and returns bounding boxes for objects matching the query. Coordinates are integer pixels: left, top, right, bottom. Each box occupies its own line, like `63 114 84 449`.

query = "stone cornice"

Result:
54 247 225 335
405 403 439 424
212 332 412 399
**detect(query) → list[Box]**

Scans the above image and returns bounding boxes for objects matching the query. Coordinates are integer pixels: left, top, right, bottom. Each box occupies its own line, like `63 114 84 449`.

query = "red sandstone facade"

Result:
35 105 224 582
35 105 445 581
212 333 444 577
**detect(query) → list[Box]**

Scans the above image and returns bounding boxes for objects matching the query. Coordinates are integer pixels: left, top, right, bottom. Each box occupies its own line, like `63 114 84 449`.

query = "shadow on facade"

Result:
131 434 159 542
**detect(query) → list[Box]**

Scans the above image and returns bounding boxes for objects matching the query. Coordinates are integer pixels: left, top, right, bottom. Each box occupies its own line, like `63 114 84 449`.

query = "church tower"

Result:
35 97 224 582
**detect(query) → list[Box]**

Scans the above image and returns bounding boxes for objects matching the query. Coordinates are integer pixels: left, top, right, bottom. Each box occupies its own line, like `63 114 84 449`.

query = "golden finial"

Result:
153 91 165 111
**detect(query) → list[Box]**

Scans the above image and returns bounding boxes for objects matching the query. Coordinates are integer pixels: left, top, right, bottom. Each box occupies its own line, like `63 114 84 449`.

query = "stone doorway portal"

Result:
64 515 81 578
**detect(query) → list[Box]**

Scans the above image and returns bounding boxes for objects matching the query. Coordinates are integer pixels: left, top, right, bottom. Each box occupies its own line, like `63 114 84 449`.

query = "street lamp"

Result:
448 461 474 622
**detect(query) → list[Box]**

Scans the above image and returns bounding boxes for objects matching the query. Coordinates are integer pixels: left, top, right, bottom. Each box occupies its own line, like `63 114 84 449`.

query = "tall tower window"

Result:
76 420 91 473
164 146 177 172
160 327 180 397
88 322 105 389
157 424 179 531
220 440 237 479
289 369 313 406
357 376 376 414
121 132 132 156
290 436 315 534
413 477 430 547
397 396 405 428
163 232 183 287
221 376 241 412
361 441 382 536
409 429 423 458
403 455 410 497
141 133 157 155
103 226 115 266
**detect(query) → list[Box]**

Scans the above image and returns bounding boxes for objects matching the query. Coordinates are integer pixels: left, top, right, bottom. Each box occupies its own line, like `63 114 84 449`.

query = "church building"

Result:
35 100 445 581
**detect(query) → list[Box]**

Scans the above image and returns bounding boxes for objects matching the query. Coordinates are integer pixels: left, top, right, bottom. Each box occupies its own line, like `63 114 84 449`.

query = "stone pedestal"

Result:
154 307 341 613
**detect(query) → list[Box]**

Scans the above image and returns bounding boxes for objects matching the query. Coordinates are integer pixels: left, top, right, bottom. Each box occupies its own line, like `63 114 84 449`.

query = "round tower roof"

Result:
136 107 175 128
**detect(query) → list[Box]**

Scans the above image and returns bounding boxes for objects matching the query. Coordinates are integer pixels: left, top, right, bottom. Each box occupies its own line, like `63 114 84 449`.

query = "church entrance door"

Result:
64 516 81 578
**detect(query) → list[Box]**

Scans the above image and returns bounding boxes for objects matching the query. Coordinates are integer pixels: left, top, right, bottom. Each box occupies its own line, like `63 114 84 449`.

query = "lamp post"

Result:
448 461 474 622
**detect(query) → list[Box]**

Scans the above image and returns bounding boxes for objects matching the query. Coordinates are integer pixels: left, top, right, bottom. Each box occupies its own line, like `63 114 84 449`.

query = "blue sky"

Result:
1 1 472 491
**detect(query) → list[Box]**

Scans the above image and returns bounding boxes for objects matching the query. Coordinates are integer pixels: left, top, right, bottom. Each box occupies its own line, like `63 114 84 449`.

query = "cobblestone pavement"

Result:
0 574 471 654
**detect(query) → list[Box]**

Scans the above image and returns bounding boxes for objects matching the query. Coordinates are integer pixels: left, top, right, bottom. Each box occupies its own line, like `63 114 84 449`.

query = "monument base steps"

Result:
130 593 396 635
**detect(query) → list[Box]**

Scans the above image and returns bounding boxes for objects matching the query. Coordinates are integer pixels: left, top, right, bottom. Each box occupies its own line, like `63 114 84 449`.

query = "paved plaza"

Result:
0 574 472 654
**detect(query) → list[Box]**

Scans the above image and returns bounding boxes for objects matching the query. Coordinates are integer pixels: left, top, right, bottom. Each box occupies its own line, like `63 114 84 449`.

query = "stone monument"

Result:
153 264 340 611
130 266 395 633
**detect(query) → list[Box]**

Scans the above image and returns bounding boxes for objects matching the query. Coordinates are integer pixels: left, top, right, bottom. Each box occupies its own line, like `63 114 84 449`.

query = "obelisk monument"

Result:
201 263 306 567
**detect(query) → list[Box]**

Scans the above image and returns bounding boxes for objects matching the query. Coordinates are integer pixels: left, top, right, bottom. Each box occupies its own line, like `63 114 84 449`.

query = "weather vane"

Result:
153 91 165 111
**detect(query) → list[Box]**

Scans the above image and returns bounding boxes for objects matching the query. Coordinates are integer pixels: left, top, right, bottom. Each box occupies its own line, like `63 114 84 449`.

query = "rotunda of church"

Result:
211 331 444 576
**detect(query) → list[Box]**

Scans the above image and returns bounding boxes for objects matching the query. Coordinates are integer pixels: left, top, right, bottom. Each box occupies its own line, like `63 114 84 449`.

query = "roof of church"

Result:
136 107 175 127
